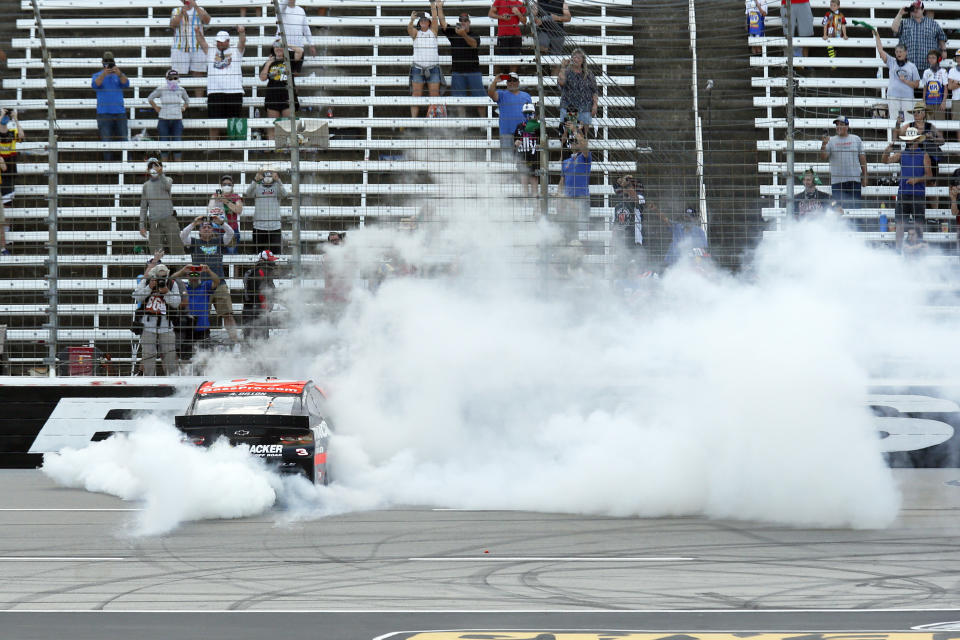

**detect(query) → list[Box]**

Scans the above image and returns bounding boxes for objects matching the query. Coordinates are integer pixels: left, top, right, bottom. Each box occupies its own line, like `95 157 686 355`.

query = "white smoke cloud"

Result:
44 183 960 533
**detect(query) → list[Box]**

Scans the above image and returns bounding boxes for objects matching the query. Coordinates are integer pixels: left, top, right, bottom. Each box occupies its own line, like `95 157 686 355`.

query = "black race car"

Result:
175 377 332 485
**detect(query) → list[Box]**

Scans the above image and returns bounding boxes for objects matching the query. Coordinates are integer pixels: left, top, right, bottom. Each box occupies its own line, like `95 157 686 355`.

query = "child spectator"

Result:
513 102 542 197
91 52 130 161
407 4 442 119
259 40 303 140
168 0 210 98
489 0 526 74
245 166 289 255
437 6 485 118
821 0 847 40
558 49 598 125
148 69 190 161
746 0 769 55
557 105 587 159
873 30 920 123
488 72 532 156
921 49 948 117
209 175 243 253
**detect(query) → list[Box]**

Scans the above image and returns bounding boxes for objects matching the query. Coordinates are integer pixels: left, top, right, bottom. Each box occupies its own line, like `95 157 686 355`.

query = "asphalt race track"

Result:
2 469 960 639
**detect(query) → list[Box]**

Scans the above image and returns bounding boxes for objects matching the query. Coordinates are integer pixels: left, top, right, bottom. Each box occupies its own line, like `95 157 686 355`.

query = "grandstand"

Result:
1 0 641 373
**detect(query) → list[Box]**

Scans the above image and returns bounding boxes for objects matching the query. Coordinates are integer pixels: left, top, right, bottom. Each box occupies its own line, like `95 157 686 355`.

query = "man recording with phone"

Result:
132 263 181 376
171 263 220 359
91 51 130 161
180 214 240 342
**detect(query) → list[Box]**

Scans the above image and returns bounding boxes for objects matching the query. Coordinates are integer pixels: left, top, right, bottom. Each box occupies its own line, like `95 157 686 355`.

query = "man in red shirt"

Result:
488 0 526 74
781 0 812 59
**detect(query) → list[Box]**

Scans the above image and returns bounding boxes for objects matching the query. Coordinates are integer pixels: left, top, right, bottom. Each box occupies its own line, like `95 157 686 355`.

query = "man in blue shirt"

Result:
487 71 531 157
662 206 709 268
882 126 932 251
557 131 591 242
91 51 130 161
172 263 220 359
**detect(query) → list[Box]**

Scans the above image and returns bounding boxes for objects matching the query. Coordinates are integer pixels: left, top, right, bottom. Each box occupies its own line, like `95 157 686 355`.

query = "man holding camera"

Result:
139 158 184 255
132 264 181 376
91 51 130 161
892 2 946 73
180 214 240 342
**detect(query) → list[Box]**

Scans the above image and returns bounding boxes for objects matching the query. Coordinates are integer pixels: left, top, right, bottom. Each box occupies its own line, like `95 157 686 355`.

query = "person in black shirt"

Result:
243 249 279 340
795 169 832 218
534 0 570 74
259 39 303 141
437 3 485 117
513 102 542 197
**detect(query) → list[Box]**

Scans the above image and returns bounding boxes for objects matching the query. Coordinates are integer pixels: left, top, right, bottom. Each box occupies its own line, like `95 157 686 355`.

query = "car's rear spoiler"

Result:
175 414 311 429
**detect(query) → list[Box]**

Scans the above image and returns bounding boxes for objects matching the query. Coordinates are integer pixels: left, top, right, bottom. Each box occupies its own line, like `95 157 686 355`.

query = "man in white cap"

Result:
132 263 182 375
947 48 960 141
882 126 931 250
168 0 211 98
819 114 867 210
195 24 246 140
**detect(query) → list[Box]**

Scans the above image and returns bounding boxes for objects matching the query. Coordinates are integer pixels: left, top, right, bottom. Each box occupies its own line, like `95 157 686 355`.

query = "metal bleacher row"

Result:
749 0 960 247
2 0 637 367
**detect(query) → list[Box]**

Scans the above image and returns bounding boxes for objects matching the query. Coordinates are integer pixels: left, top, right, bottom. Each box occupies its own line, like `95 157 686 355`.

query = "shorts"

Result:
450 72 485 97
888 97 915 122
291 57 304 74
170 49 207 74
784 1 813 37
0 154 16 205
495 35 522 57
518 158 541 177
410 64 442 84
212 281 233 317
537 28 565 55
264 86 300 113
207 92 244 119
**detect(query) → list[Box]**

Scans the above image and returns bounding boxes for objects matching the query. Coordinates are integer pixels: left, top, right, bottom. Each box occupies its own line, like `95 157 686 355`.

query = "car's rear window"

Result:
193 393 300 415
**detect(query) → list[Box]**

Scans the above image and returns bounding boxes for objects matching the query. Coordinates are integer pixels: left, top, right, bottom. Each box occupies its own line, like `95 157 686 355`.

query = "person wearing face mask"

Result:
148 69 190 161
209 175 243 253
194 25 246 141
874 30 920 124
245 167 289 255
920 49 948 118
139 158 184 255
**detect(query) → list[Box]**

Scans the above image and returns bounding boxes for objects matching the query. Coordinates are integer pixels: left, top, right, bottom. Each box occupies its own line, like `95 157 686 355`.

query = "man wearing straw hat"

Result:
882 126 932 250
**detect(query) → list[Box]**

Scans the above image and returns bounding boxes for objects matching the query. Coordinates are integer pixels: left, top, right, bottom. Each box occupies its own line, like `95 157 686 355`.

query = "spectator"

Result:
532 0 570 75
920 50 948 117
139 158 184 255
132 264 181 376
821 0 847 41
91 51 130 161
147 69 190 161
902 226 928 257
903 101 944 208
892 1 945 73
489 0 527 74
780 0 812 60
882 127 931 250
488 72 532 156
949 180 960 235
513 102 542 197
242 249 279 341
746 0 770 56
0 156 7 254
819 115 867 210
0 107 23 254
558 130 591 242
407 4 442 119
209 175 243 253
259 40 303 141
948 49 960 141
169 0 210 99
195 26 246 141
662 206 709 268
437 6 485 118
873 30 920 123
612 174 646 263
245 166 289 255
179 214 241 342
557 105 587 159
558 49 598 125
277 0 316 74
171 263 220 359
795 169 831 217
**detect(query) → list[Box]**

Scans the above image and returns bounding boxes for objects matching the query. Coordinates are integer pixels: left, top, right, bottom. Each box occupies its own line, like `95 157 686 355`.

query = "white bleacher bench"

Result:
7 55 635 71
15 16 633 30
761 230 959 243
756 117 960 131
2 206 418 220
751 56 906 69
759 162 898 175
760 185 953 197
22 0 632 9
762 207 956 220
755 97 918 109
0 303 244 316
750 37 924 49
752 77 892 90
11 35 634 50
0 253 325 267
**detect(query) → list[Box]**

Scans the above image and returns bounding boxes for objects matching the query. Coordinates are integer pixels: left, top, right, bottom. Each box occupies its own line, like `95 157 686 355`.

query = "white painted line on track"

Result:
0 557 127 561
408 557 695 562
0 508 140 511
4 608 960 613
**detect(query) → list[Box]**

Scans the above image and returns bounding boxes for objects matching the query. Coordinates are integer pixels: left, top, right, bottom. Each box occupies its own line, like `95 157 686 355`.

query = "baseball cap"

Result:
420 12 432 22
521 102 536 114
165 68 179 79
955 49 960 57
507 72 520 81
102 51 115 61
910 1 924 9
833 115 849 125
685 206 698 216
146 156 162 168
215 30 230 43
149 264 170 278
258 250 279 263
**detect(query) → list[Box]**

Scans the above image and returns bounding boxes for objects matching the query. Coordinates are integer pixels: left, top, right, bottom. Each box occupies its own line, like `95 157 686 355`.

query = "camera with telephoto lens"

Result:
150 277 172 290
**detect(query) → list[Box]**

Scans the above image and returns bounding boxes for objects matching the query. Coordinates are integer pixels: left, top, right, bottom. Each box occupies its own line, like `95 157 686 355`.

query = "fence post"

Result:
31 0 59 374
